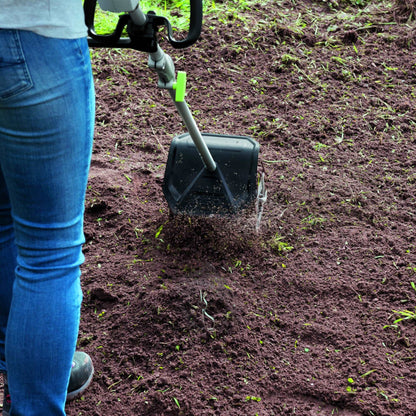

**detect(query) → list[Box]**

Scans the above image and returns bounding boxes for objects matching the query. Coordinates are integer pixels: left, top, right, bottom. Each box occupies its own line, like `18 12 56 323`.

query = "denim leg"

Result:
0 30 94 415
0 171 17 373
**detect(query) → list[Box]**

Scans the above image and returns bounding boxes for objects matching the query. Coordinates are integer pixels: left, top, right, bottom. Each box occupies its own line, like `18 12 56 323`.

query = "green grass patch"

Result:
92 0 273 34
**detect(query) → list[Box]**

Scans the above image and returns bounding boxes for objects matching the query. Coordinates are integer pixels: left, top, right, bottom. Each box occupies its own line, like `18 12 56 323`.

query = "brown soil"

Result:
66 0 416 414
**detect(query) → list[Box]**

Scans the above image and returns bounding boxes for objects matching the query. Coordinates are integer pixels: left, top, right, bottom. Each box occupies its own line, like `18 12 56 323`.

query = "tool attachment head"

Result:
163 133 259 216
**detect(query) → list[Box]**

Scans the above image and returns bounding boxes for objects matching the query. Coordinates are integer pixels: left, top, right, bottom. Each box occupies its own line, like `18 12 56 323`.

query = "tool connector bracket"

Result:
148 49 176 89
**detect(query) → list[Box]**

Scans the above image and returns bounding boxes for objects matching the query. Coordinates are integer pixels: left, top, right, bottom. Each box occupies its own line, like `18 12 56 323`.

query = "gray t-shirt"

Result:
0 0 87 39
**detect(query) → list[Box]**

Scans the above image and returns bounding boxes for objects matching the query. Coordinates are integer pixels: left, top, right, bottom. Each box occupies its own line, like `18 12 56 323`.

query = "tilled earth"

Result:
64 0 415 414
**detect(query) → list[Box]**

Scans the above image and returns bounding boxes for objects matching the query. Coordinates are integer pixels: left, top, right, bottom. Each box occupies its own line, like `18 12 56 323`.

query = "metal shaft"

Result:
149 46 217 173
168 90 217 172
129 4 147 26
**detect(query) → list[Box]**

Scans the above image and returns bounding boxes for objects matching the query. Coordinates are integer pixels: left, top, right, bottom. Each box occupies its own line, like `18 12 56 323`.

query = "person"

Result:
0 1 95 414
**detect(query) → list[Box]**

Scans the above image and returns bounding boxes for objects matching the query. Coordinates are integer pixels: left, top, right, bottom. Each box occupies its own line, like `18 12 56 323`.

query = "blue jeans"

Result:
0 30 94 415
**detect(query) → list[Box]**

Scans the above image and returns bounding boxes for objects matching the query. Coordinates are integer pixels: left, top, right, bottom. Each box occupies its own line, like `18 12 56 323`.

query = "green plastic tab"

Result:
173 71 187 102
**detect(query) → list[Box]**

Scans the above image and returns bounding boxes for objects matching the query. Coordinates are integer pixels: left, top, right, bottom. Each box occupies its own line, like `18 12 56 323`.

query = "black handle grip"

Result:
168 0 202 49
84 0 202 50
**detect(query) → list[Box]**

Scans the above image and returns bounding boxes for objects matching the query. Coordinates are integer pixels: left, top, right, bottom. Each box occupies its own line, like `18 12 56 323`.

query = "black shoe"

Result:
67 351 94 401
2 381 11 416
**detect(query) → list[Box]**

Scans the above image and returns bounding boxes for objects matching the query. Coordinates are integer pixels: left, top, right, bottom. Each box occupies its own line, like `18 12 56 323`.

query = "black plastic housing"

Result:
163 133 259 216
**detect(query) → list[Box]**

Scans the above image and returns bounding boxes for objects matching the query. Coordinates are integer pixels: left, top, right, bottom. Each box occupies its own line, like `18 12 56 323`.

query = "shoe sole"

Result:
66 363 94 402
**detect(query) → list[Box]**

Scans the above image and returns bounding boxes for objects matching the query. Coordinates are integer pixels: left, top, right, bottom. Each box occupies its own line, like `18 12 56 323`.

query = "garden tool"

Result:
84 0 260 216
